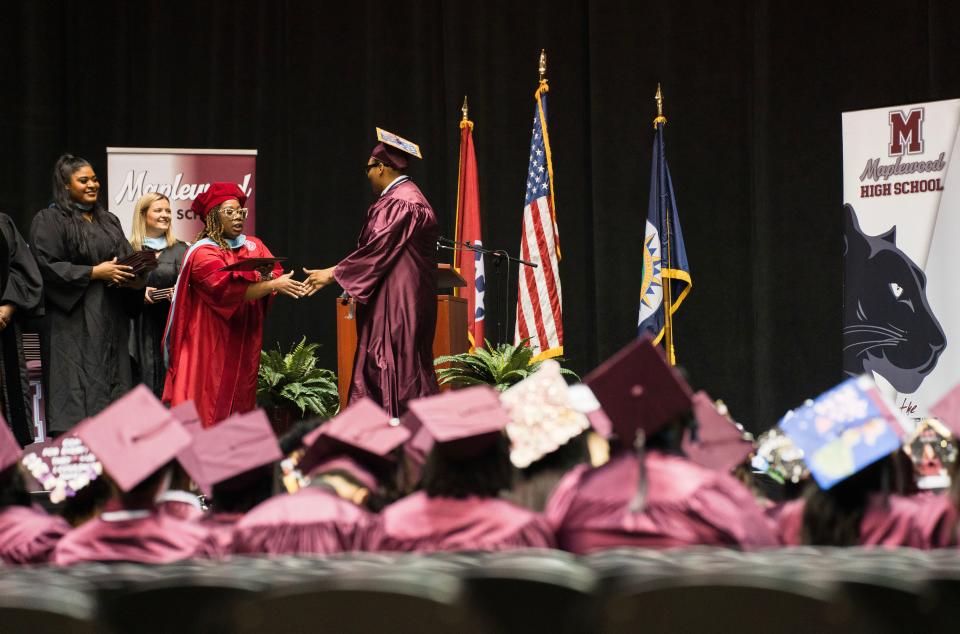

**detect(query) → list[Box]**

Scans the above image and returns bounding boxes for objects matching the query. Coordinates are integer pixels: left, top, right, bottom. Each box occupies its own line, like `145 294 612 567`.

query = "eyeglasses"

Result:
365 162 382 174
220 207 249 220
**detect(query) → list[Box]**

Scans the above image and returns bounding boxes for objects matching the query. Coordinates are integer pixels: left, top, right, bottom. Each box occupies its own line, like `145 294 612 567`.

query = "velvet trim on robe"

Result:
52 511 222 565
162 236 281 427
545 451 778 553
775 493 958 548
0 505 70 565
366 491 556 553
334 180 439 417
231 487 373 556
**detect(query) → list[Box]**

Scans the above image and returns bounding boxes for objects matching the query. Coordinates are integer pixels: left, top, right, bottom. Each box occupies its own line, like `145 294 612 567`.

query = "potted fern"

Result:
257 336 340 436
434 339 578 392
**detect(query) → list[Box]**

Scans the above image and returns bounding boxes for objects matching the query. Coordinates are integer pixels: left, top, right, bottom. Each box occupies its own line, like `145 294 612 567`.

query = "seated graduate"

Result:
175 408 282 550
776 376 957 548
162 182 305 427
367 386 556 553
155 401 205 522
232 398 406 556
545 338 778 553
498 360 603 512
0 418 70 564
53 386 221 565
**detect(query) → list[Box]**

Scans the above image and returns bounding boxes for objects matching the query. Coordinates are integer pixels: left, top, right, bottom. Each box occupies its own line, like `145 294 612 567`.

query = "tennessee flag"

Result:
454 103 485 350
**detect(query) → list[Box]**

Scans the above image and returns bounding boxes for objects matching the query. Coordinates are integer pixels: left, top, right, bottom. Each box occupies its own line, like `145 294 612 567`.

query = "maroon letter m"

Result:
888 108 924 156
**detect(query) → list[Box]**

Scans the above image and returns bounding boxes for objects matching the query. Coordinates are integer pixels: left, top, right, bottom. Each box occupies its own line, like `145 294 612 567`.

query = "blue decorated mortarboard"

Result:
779 376 907 491
375 128 422 159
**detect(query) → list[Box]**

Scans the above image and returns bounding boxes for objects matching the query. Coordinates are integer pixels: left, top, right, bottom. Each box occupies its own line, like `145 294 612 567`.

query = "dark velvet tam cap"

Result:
0 414 19 472
584 336 694 448
299 397 409 475
176 409 281 497
77 385 191 493
406 386 510 460
683 391 754 473
190 182 247 219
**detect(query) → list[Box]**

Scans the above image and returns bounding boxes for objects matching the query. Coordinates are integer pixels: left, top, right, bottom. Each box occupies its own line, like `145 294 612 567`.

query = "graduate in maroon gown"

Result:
0 418 69 564
162 183 305 427
232 398 406 555
367 387 556 552
175 408 283 550
53 387 221 565
545 338 778 553
156 402 205 522
303 131 439 416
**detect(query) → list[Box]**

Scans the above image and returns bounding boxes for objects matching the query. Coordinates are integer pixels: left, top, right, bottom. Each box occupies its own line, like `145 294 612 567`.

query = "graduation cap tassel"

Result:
628 429 648 513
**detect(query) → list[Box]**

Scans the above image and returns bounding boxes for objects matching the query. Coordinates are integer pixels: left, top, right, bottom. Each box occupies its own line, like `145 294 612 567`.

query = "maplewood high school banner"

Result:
842 99 960 417
106 147 257 244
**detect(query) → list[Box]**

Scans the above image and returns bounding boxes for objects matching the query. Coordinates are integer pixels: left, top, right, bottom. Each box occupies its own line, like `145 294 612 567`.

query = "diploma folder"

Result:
219 257 287 272
117 250 160 276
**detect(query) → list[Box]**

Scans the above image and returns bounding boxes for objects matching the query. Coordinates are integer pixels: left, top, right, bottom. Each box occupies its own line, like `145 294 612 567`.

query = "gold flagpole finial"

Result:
539 49 547 82
653 83 667 129
462 95 469 121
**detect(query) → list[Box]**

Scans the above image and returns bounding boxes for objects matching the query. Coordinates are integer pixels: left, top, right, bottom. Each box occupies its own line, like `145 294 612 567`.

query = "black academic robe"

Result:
0 214 44 446
129 241 187 398
30 206 141 433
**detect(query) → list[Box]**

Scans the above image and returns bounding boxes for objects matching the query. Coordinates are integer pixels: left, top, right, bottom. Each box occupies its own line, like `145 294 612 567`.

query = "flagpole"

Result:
654 84 676 365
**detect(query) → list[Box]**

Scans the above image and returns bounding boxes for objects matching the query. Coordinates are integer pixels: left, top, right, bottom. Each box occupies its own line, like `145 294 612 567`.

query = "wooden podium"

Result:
336 264 470 408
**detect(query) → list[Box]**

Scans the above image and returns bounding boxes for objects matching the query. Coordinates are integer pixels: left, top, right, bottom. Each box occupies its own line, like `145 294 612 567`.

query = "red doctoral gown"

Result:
334 179 439 417
775 493 958 548
545 451 778 553
231 486 373 555
0 505 70 565
162 236 281 427
366 491 556 553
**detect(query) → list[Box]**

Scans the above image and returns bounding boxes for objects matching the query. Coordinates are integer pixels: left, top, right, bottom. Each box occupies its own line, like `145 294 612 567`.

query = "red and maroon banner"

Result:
454 116 485 350
106 147 257 243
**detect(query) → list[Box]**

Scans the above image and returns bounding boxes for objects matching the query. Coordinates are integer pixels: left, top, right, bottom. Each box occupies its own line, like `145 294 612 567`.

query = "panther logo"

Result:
843 204 946 393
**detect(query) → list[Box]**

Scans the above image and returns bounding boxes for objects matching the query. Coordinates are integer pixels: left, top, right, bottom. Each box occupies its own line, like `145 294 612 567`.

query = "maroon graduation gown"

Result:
231 487 372 555
775 493 957 548
334 179 439 416
545 451 778 553
53 510 222 565
367 491 556 553
201 512 245 553
0 505 70 565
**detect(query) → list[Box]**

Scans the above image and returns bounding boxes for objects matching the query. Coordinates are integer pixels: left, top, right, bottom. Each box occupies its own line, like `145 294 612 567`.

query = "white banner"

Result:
842 99 960 415
106 147 257 244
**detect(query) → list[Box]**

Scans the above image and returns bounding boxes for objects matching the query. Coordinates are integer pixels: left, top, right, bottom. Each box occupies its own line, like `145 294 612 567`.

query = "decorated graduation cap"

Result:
583 336 694 449
176 409 282 497
190 182 247 219
299 397 410 485
371 127 422 171
501 360 591 468
406 385 510 460
20 432 103 503
0 418 19 473
779 375 907 491
76 385 191 493
682 392 755 473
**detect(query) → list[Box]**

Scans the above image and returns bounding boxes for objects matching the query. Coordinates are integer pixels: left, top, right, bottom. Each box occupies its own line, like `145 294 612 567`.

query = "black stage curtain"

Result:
3 0 960 432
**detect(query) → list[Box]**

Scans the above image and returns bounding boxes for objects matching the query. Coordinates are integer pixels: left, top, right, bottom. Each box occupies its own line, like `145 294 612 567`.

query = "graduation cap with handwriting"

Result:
779 375 908 491
20 431 103 503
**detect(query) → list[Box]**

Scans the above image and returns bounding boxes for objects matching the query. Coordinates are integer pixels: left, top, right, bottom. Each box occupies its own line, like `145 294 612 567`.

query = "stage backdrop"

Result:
842 99 960 417
106 147 257 242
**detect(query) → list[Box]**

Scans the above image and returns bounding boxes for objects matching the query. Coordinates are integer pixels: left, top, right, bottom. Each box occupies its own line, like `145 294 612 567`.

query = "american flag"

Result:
515 83 563 360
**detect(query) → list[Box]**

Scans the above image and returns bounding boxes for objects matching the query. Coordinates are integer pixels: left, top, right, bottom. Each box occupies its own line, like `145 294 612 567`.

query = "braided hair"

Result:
195 204 228 249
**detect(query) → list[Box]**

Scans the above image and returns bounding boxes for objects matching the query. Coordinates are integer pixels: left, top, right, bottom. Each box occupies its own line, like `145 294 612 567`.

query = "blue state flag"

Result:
638 122 691 354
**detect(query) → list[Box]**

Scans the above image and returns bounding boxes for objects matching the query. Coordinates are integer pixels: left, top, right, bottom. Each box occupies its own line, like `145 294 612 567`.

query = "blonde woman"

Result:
128 192 188 397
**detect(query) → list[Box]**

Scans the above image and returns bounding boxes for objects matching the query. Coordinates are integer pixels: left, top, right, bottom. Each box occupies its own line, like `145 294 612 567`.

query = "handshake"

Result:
257 266 337 299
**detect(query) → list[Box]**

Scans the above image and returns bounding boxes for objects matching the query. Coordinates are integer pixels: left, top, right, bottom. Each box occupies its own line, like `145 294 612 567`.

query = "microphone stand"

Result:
437 237 537 346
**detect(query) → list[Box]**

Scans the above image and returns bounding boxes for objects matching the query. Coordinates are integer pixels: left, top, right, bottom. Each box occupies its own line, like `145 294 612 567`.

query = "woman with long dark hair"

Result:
128 192 188 398
29 154 144 434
